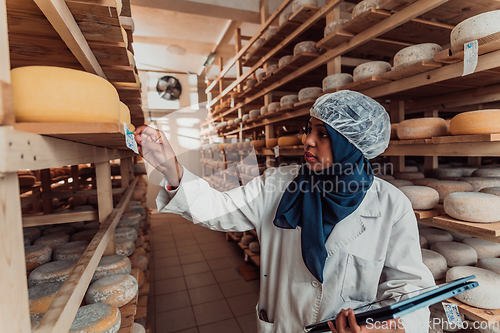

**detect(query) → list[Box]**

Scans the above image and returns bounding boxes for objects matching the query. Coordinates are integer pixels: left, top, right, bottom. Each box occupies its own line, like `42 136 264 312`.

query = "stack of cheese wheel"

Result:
393 43 442 68
461 238 500 259
431 241 478 267
450 109 500 135
25 244 52 271
397 118 448 139
34 232 70 250
118 212 141 230
24 227 41 244
28 260 77 287
353 61 391 82
421 249 447 279
116 238 135 257
419 228 453 246
399 186 439 210
268 102 281 113
115 227 138 243
260 106 268 116
91 255 132 283
11 66 121 123
425 180 473 203
29 281 64 325
472 167 500 178
460 177 500 191
69 303 121 333
322 74 353 92
450 10 500 53
132 255 148 272
249 109 260 118
278 135 302 147
85 274 138 307
53 241 89 261
432 167 463 179
444 192 500 222
280 95 299 107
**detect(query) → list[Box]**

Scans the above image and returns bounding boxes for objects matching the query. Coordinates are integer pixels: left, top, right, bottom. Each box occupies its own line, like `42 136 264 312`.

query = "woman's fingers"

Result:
328 321 337 333
346 309 361 333
335 309 349 333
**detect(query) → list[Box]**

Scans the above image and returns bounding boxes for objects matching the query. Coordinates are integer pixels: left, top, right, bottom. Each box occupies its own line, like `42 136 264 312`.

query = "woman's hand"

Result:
327 309 405 333
134 125 183 186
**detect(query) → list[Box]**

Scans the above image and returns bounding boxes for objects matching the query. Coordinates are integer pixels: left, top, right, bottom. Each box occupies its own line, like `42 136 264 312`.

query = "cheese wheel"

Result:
251 140 265 149
266 64 279 75
477 258 500 275
268 102 281 112
432 168 463 179
448 231 468 242
92 255 131 283
135 235 145 247
258 106 267 116
456 167 477 177
130 201 144 216
116 239 135 257
71 230 98 242
246 79 257 88
29 281 64 322
293 41 319 56
118 212 141 230
25 244 52 271
119 102 131 128
24 227 41 243
472 168 500 178
420 235 428 249
28 260 77 287
425 181 474 203
430 241 477 267
387 179 413 187
324 19 351 37
257 72 266 82
280 95 299 107
376 174 394 181
353 61 391 82
390 124 398 139
264 26 278 40
132 255 148 272
397 118 447 140
53 241 88 261
322 74 353 92
445 192 500 222
292 0 318 12
446 266 500 309
450 110 500 135
412 178 439 186
393 43 442 68
278 136 302 147
19 175 36 187
279 9 293 26
461 238 500 259
242 114 249 122
242 234 256 246
298 87 322 101
24 238 31 246
266 138 279 148
34 232 70 250
421 249 447 280
254 37 266 48
133 323 146 333
480 186 500 196
460 177 500 191
115 227 138 242
279 55 294 68
69 303 121 333
85 274 138 307
12 66 120 123
393 172 425 180
248 109 259 119
249 241 260 253
450 10 500 52
43 226 76 236
419 228 453 245
399 186 439 210
352 0 384 18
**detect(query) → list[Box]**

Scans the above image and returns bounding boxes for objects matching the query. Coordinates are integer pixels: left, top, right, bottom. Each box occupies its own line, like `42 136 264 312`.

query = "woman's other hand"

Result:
327 309 405 333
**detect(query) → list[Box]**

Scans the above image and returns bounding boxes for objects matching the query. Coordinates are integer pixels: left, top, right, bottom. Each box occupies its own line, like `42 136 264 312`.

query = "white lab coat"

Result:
156 165 435 333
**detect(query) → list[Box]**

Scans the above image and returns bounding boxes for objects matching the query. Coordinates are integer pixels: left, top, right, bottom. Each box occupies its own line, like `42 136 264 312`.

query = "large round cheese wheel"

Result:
278 136 302 147
446 266 500 309
387 179 413 187
450 110 500 135
268 102 281 112
119 102 132 128
324 18 351 37
293 41 319 56
118 213 141 230
480 186 500 196
376 174 394 181
399 186 439 210
280 95 299 107
266 64 279 75
430 241 477 267
279 55 294 68
472 168 500 178
249 241 260 253
249 109 260 118
352 0 384 18
292 0 318 13
461 238 500 259
251 140 265 149
133 323 146 333
137 270 145 289
444 192 500 222
43 226 76 236
241 234 256 246
259 106 268 116
71 230 98 242
425 181 473 203
477 258 500 275
242 114 249 122
246 79 257 88
116 239 135 257
266 138 279 148
132 255 148 272
393 43 442 68
29 281 64 322
265 26 278 40
69 303 121 333
450 10 500 52
28 260 77 287
432 168 463 179
421 249 447 280
460 177 500 191
420 235 428 249
456 167 477 177
390 124 398 139
25 244 52 271
92 255 131 283
24 238 31 246
448 231 468 242
34 232 70 250
353 61 391 82
115 227 138 242
257 72 266 82
53 241 88 261
298 87 322 101
85 274 138 307
12 66 120 123
322 74 353 92
279 9 293 26
393 172 425 180
397 118 448 140
24 227 41 243
419 228 453 245
412 178 439 186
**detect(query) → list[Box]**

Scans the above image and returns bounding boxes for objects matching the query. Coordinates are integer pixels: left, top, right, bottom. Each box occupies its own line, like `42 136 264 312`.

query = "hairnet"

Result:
310 90 390 159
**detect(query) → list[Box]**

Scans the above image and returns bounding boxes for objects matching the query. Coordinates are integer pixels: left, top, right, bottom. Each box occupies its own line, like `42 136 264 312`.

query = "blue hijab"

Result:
273 123 374 282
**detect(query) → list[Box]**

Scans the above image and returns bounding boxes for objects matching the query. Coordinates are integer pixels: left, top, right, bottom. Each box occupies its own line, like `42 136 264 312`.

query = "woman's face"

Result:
304 117 334 171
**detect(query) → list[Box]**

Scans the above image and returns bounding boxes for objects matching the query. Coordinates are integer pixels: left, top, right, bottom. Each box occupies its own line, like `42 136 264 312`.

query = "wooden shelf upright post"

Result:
326 0 342 76
96 160 115 256
390 100 405 173
424 110 439 177
121 157 132 213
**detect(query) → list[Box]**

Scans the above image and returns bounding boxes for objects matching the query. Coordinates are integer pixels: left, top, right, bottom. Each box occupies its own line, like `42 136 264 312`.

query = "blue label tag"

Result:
124 122 139 154
442 302 463 329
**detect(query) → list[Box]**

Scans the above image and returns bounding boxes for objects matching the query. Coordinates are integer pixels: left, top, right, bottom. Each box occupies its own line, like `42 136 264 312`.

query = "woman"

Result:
135 90 434 333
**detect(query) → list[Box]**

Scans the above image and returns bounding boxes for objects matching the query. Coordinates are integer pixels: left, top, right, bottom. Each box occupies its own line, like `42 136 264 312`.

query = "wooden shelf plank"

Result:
294 98 316 109
288 52 320 67
343 9 391 34
317 29 353 50
390 138 433 145
343 76 392 92
135 295 148 320
289 5 320 23
434 31 500 64
22 210 98 227
432 215 500 237
414 204 444 220
250 255 261 267
445 297 500 325
380 61 443 81
432 134 500 144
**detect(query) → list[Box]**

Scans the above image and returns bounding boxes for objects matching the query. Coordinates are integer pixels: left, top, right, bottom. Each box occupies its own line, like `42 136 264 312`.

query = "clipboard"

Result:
305 275 479 333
